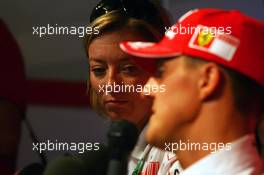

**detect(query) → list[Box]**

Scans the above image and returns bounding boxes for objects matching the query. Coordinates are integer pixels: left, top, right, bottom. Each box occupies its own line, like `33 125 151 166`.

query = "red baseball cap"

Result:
120 8 264 88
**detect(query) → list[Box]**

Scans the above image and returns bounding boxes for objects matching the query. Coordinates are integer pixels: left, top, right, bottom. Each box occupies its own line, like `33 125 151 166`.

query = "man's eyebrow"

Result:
156 57 173 67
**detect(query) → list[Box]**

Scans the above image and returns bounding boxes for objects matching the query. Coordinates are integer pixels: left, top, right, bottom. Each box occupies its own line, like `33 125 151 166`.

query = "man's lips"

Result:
150 105 157 117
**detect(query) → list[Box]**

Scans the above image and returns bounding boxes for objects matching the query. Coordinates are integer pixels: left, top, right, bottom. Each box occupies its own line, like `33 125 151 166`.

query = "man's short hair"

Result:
185 55 264 117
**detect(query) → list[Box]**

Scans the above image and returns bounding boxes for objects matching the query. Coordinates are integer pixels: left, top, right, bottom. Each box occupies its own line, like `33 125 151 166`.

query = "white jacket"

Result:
127 127 183 175
180 134 264 175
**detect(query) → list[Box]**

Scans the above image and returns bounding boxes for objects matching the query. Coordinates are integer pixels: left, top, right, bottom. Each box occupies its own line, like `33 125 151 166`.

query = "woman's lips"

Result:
104 99 128 108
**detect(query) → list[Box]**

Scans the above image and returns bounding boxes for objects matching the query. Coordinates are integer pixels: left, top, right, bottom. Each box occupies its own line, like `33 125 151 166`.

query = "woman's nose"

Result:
105 69 121 93
106 68 121 84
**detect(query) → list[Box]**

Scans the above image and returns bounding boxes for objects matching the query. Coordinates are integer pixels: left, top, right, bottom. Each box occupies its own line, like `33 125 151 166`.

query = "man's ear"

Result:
198 63 221 101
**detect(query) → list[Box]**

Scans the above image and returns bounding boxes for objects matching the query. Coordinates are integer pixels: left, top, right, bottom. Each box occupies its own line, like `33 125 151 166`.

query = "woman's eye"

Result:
91 67 106 77
122 65 139 75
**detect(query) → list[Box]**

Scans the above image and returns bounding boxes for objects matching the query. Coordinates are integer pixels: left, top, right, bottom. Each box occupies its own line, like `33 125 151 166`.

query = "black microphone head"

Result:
43 155 86 175
43 146 109 175
17 163 45 175
107 120 139 155
80 144 109 174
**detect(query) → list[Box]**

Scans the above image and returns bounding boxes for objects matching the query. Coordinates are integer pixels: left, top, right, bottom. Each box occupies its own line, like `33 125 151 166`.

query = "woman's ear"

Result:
198 62 221 101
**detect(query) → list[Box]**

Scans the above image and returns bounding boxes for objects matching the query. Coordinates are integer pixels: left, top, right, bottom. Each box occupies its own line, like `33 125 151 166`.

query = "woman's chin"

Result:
107 112 123 120
107 112 134 123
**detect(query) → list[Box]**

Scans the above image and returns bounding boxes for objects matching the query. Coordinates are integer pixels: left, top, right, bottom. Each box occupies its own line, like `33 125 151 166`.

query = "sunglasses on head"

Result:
89 0 160 24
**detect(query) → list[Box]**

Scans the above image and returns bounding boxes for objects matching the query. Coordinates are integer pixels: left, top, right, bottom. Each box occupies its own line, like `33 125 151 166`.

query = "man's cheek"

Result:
147 118 160 142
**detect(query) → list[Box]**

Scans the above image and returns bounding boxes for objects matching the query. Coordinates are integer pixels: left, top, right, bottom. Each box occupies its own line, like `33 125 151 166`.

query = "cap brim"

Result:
120 41 181 58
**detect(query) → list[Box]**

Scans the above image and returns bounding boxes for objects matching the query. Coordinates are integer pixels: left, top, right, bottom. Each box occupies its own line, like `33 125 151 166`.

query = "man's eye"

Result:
156 66 164 78
91 67 106 77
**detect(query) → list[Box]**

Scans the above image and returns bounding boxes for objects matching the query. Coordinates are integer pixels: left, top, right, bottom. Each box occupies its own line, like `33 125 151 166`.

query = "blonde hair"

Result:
85 9 170 114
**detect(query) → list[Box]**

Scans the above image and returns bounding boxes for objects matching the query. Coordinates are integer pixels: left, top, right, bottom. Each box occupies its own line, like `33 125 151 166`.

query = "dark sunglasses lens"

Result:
90 0 121 23
90 5 105 22
90 0 158 24
122 0 157 21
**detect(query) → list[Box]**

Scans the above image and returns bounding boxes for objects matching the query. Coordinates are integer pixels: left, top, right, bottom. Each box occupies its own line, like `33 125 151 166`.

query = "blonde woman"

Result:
87 0 182 174
44 0 182 174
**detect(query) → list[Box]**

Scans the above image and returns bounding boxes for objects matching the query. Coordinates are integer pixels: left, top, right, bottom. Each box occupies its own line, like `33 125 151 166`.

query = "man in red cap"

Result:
120 8 264 174
0 19 26 175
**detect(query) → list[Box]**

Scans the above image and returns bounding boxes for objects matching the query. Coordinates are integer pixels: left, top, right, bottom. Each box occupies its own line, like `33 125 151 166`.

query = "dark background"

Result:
0 0 263 169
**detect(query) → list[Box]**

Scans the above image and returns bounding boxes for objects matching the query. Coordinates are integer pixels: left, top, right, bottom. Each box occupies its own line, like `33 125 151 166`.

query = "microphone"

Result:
42 145 109 175
15 163 45 175
43 155 86 175
107 120 139 175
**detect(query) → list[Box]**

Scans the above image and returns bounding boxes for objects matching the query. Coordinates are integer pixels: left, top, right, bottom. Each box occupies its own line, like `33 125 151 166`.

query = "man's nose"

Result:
142 77 159 97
